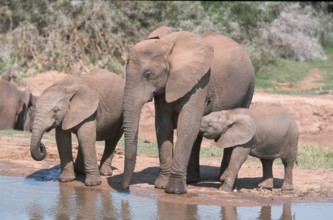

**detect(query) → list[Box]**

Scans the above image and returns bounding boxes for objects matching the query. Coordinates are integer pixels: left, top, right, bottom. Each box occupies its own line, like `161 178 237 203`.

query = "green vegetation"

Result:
0 1 332 84
256 59 311 88
117 138 158 156
297 145 333 170
255 44 333 95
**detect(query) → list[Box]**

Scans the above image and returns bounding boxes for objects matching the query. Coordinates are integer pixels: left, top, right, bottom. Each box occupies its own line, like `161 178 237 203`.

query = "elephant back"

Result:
82 69 125 105
81 69 125 139
202 32 255 112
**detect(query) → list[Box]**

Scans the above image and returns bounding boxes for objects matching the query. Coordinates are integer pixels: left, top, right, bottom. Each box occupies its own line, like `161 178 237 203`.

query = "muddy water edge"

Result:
0 175 332 220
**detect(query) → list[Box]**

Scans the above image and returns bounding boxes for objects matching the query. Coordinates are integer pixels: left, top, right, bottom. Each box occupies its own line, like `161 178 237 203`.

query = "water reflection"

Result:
0 176 332 219
53 184 294 220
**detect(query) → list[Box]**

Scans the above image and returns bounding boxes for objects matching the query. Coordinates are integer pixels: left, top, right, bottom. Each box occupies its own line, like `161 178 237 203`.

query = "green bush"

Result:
0 1 332 79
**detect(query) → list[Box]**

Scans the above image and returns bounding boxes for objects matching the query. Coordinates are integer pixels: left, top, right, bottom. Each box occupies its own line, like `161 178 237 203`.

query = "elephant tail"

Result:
241 78 255 108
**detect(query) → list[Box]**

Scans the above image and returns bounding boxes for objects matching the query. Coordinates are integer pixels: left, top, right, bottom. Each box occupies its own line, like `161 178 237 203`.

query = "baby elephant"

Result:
200 104 299 192
30 69 124 186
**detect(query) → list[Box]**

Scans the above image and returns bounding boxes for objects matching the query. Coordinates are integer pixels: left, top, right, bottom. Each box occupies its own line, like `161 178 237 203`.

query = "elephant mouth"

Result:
202 132 219 140
46 124 56 132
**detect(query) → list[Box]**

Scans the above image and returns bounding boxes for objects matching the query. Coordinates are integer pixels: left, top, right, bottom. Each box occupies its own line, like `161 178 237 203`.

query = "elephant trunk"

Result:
30 113 47 161
122 91 145 189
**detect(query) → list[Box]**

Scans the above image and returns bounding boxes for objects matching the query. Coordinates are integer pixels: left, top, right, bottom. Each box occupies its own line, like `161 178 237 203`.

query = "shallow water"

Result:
0 176 332 220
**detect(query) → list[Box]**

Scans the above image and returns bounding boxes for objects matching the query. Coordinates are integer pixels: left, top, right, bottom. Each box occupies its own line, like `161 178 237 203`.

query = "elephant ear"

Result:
62 83 99 130
19 90 32 112
15 90 32 130
217 112 256 149
147 26 178 39
161 31 214 103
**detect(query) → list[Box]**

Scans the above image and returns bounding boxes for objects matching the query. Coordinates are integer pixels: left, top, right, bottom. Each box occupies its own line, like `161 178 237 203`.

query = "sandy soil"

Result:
1 71 333 206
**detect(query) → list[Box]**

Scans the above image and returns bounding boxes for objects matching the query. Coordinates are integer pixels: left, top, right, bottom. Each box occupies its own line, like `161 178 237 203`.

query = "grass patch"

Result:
255 46 333 95
117 137 158 156
0 129 31 136
256 58 310 88
0 129 73 145
296 145 333 170
246 144 333 171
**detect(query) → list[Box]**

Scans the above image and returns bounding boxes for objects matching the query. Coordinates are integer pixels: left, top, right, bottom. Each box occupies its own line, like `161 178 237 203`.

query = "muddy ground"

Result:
1 71 333 207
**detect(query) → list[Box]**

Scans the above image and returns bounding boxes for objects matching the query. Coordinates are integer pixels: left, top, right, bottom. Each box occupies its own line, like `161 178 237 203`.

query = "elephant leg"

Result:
74 144 85 175
165 93 206 194
99 131 122 176
281 157 295 191
219 146 250 192
56 128 75 182
186 134 202 183
77 119 101 186
219 148 233 182
258 159 274 189
154 109 174 189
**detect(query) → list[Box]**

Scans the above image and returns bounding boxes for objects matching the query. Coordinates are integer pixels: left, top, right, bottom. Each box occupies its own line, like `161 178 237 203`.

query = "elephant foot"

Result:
219 183 233 192
85 174 102 186
258 178 274 189
218 178 235 192
154 174 169 189
99 165 113 176
219 170 229 182
59 172 76 183
165 175 187 194
281 181 293 191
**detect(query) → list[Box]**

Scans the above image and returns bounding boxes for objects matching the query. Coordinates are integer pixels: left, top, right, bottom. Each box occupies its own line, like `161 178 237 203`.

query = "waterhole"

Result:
0 176 332 219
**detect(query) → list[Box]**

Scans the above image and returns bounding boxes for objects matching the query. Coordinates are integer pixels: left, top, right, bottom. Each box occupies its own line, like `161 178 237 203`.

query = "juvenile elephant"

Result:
0 79 38 131
122 26 255 194
200 104 299 192
30 69 124 186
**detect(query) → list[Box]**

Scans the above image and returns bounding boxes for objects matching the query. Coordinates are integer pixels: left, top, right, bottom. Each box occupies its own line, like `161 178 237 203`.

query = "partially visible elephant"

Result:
122 26 255 194
0 79 38 131
200 104 299 192
30 69 124 186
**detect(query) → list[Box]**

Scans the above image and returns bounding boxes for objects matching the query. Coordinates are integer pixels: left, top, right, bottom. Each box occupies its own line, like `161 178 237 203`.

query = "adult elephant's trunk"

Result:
122 90 146 189
30 113 47 161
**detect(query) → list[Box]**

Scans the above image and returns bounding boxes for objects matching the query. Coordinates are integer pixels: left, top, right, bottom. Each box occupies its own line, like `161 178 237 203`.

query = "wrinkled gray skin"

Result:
123 26 255 194
30 69 124 186
0 79 38 131
200 104 299 192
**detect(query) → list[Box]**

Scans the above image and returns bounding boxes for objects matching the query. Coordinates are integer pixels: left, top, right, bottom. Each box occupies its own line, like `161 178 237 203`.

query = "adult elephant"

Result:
0 79 38 131
122 26 255 194
30 69 124 186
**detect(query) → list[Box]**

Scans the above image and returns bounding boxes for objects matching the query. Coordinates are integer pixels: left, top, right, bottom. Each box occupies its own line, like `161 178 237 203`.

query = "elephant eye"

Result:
143 71 152 80
208 122 212 127
53 107 60 113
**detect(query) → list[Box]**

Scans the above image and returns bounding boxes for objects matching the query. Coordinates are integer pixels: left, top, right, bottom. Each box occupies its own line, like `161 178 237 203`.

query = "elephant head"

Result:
122 30 214 188
15 90 38 132
147 26 178 39
30 76 99 161
200 110 256 148
0 79 38 131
